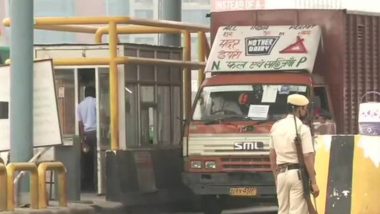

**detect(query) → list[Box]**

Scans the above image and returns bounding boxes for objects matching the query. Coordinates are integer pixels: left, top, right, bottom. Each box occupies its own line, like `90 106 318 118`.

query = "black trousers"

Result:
81 130 97 192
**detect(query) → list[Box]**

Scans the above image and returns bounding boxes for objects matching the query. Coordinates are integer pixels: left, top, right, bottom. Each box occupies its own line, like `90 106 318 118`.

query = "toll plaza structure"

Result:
1 15 209 213
3 5 380 214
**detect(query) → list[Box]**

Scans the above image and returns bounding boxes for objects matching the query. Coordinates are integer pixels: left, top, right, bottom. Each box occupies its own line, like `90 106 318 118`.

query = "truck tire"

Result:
202 195 222 214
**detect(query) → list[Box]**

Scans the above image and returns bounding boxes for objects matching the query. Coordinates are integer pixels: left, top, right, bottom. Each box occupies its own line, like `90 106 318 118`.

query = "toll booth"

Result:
35 44 187 202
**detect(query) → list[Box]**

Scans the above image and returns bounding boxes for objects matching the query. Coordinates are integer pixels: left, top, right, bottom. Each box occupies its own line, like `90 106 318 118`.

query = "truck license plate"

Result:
229 187 257 196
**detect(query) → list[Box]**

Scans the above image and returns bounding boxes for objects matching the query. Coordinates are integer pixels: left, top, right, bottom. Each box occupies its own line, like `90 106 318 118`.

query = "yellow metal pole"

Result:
109 21 119 150
0 164 6 211
3 17 131 26
197 31 206 87
6 163 38 211
53 58 111 66
119 57 205 68
95 25 182 44
183 31 192 121
52 57 205 69
127 18 209 32
3 17 209 32
94 28 105 44
35 25 98 34
37 162 67 209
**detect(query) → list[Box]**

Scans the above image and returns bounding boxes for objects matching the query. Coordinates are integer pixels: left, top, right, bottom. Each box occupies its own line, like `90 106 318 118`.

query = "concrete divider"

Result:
106 149 193 206
315 135 380 213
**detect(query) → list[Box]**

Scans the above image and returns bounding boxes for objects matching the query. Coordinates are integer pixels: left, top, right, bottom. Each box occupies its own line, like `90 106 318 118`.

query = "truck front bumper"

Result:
182 172 276 197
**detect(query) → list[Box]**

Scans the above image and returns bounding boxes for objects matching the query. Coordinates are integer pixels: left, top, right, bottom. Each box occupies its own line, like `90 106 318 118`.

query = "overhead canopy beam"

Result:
3 16 209 32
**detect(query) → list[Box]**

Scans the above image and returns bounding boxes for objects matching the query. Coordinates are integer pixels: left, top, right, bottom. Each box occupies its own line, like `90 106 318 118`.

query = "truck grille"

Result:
187 134 271 156
221 156 271 172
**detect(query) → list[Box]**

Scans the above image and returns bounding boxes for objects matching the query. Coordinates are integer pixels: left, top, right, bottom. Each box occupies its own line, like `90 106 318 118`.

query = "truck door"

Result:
313 86 336 135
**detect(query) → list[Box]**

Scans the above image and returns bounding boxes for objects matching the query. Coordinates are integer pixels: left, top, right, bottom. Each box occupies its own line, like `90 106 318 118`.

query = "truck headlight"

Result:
190 160 202 169
205 161 217 169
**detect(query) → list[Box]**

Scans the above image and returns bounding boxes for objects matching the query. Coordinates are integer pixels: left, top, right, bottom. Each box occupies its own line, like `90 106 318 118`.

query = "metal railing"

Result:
0 160 68 210
6 163 38 210
37 161 67 209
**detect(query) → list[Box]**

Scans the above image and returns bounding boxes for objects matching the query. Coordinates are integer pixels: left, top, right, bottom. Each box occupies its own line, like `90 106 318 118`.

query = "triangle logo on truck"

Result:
280 36 308 54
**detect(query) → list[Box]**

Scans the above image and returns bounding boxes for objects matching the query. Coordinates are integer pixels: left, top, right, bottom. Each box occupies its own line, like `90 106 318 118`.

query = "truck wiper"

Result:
222 115 253 121
203 115 252 125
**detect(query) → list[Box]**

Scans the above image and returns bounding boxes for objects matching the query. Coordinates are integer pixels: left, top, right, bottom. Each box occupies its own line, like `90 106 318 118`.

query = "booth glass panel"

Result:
125 84 139 147
157 86 171 145
54 69 75 136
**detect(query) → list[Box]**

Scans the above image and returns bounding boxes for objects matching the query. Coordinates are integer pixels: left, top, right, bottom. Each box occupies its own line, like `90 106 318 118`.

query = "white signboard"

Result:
205 25 321 73
0 65 10 150
0 59 62 151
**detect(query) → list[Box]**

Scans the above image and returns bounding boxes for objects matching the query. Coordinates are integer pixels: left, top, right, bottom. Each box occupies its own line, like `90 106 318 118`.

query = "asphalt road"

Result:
126 205 278 214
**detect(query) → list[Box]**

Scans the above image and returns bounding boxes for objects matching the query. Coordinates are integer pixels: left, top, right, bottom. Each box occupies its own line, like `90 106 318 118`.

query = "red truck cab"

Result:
182 25 327 213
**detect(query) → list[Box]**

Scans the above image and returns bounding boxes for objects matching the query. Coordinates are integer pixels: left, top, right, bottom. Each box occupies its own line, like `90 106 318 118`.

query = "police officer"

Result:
269 94 319 214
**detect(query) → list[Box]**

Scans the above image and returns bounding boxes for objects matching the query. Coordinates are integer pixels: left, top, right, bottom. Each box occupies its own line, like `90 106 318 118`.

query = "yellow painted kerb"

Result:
351 135 380 214
314 135 331 213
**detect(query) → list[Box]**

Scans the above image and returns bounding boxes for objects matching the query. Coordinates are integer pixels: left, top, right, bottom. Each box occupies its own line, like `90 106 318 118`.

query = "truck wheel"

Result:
202 195 222 214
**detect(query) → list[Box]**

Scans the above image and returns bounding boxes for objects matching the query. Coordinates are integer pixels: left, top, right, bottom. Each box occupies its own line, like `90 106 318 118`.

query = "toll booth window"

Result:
172 86 181 145
157 86 171 145
141 106 157 145
125 84 139 146
126 84 180 147
0 102 8 119
141 86 157 145
54 69 75 136
124 48 182 148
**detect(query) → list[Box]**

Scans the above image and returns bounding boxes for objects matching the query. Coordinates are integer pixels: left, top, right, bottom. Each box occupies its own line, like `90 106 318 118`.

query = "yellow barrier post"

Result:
6 163 38 211
0 163 7 211
37 162 67 209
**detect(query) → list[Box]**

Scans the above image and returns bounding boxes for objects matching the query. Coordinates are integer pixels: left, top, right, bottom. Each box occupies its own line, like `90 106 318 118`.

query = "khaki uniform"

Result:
270 114 314 214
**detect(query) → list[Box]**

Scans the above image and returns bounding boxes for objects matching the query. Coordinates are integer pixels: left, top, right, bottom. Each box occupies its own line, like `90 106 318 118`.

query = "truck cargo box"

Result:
211 9 380 134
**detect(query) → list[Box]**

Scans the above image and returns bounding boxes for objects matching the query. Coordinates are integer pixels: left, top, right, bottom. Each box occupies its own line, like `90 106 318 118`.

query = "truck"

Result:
182 9 380 214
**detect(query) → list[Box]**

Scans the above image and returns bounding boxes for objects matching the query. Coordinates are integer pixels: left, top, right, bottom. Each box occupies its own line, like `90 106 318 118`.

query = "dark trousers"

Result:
81 130 97 192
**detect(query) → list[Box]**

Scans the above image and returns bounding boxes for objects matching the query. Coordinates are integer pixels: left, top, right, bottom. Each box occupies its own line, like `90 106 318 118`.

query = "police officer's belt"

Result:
277 163 300 173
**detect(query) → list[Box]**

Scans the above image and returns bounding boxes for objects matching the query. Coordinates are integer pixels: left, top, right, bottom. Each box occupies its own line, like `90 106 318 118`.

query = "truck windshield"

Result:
192 84 309 122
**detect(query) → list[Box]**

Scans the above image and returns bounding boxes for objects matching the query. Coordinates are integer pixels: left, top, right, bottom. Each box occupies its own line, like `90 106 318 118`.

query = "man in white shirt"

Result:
211 95 242 115
77 86 97 192
270 94 319 214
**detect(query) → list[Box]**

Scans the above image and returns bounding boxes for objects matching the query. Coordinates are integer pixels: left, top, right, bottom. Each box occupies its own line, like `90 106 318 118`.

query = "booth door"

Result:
96 67 110 194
